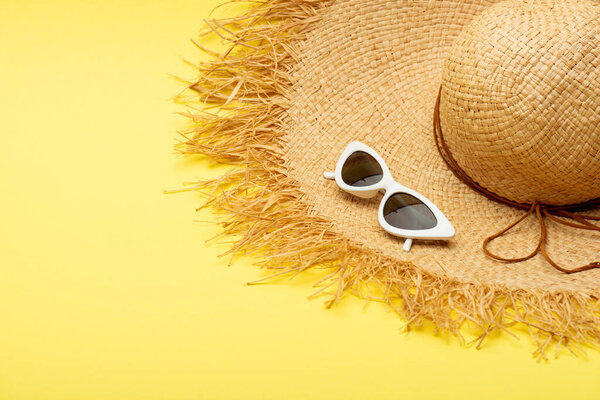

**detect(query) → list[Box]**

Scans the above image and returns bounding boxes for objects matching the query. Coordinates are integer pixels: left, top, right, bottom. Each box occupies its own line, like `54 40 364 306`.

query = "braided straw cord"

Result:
175 0 600 359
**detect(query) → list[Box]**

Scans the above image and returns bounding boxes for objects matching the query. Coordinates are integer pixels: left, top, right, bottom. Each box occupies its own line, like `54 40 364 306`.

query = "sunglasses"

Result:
324 141 455 252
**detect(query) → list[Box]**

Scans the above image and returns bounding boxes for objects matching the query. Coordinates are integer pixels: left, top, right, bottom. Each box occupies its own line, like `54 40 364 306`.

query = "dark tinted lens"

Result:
341 151 384 187
383 193 437 230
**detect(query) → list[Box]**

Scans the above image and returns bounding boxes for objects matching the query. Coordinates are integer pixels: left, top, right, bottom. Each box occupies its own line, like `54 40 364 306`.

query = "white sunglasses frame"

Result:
324 141 455 252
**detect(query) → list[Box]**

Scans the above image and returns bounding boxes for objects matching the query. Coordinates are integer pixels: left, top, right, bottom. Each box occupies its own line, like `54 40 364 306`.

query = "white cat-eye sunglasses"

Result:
324 141 455 252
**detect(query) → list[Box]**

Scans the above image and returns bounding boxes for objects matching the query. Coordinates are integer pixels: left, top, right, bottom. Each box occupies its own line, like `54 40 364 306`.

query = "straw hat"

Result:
177 0 600 358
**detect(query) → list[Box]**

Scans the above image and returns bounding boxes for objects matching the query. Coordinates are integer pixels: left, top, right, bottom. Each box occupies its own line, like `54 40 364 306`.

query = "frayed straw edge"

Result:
172 0 600 361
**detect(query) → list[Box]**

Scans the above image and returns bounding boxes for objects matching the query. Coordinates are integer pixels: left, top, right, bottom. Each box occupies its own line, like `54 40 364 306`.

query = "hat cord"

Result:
433 86 600 274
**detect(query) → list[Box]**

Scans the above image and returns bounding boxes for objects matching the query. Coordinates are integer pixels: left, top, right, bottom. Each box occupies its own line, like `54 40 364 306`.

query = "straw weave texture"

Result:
441 0 600 206
179 0 600 358
284 0 600 292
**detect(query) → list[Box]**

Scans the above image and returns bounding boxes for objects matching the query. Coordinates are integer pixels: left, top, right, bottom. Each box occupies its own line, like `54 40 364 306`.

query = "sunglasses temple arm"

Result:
323 172 335 180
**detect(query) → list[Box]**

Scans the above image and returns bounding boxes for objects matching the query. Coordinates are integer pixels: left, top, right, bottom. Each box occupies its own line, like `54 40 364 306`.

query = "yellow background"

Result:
1 1 600 399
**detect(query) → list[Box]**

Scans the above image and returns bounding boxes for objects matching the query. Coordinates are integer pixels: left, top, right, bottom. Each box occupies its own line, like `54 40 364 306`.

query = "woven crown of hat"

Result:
440 0 600 206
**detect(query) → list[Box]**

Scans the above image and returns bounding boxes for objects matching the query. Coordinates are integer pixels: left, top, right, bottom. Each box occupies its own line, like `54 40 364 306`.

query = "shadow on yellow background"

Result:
1 1 600 399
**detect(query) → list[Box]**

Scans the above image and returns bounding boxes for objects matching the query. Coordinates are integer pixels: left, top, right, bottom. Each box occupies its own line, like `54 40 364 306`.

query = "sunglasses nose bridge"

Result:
348 177 390 199
350 187 381 199
376 175 393 193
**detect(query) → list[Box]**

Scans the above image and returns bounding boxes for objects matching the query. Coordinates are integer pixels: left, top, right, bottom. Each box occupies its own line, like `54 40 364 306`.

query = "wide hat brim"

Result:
179 0 600 357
